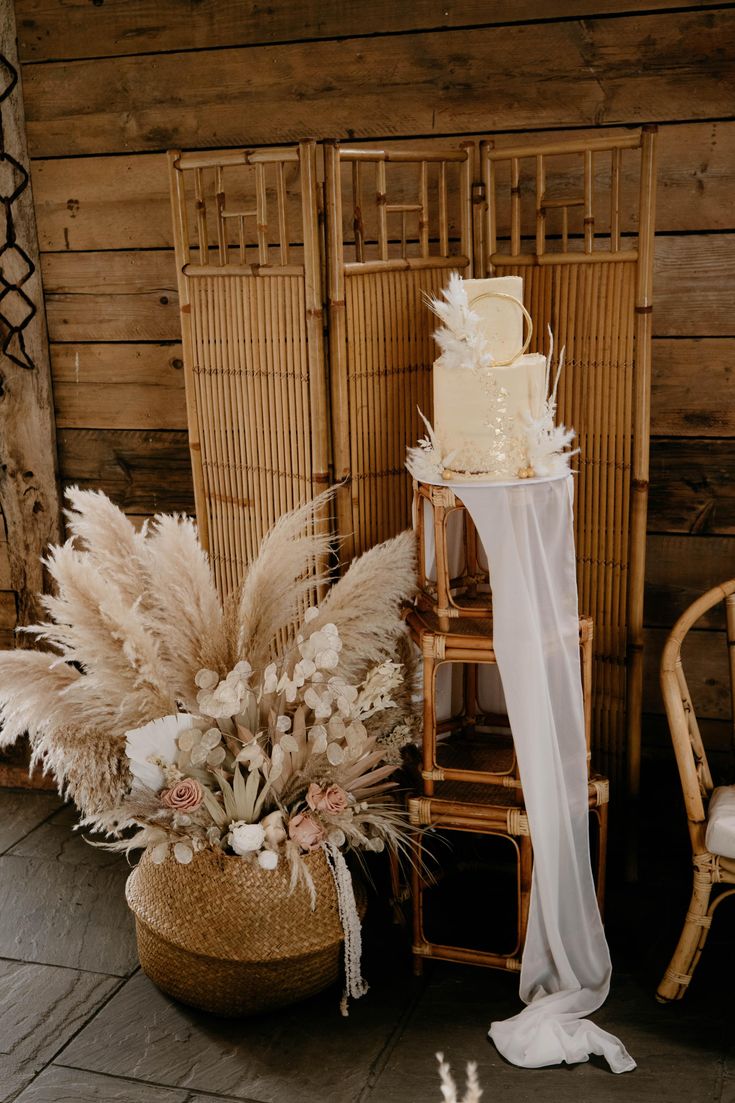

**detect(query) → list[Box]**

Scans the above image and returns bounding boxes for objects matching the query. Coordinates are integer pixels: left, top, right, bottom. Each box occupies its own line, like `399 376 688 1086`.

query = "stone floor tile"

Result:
8 812 123 869
0 959 120 1102
58 969 420 1103
14 1066 250 1103
0 1057 35 1103
363 963 727 1103
0 791 61 854
0 854 137 974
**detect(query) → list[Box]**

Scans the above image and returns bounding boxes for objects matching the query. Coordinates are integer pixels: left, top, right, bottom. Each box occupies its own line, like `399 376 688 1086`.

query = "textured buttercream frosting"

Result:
433 353 547 478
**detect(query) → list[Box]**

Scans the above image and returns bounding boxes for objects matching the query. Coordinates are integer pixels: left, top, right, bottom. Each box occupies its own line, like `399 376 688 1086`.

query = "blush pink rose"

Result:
160 778 203 812
288 811 327 852
306 782 348 815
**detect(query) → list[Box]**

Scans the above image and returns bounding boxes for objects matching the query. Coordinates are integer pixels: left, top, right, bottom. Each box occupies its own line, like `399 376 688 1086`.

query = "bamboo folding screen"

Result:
168 141 328 597
169 130 656 793
479 128 657 792
324 143 474 559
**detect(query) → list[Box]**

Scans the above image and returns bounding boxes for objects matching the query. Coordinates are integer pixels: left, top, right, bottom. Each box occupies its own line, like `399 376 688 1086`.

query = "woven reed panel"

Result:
169 141 327 599
343 266 446 554
187 274 314 597
484 129 657 791
503 259 637 782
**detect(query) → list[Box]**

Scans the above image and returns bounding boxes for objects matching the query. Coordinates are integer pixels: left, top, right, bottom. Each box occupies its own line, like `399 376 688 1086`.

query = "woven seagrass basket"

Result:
126 846 362 1015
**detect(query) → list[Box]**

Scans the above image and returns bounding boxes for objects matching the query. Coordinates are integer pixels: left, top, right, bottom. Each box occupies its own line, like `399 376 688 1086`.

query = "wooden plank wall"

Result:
7 0 735 764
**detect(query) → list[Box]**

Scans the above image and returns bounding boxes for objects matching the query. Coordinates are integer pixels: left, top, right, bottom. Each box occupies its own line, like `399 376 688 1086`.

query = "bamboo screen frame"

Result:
479 127 657 794
169 132 656 796
324 142 474 560
168 141 329 597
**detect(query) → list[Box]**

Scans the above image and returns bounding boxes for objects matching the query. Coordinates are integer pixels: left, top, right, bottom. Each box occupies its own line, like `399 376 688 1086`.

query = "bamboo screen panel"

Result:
325 143 474 560
481 129 657 792
168 142 328 597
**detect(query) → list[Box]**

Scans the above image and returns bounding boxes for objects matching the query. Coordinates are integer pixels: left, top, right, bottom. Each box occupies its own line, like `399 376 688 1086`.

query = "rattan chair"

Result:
656 580 735 1002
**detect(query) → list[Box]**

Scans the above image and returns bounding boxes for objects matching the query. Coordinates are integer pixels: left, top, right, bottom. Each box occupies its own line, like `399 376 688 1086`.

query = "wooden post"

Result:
168 149 209 552
0 3 62 638
626 124 658 876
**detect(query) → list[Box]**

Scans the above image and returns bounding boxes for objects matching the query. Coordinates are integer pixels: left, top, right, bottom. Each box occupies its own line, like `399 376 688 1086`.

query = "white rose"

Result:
304 606 320 623
228 821 266 855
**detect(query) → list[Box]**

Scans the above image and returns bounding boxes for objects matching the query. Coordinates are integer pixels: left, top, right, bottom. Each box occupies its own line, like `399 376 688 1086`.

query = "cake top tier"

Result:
462 276 525 364
428 272 533 374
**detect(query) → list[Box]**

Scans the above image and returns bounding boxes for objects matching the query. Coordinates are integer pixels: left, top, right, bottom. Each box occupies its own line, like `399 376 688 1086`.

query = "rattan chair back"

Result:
657 579 735 1001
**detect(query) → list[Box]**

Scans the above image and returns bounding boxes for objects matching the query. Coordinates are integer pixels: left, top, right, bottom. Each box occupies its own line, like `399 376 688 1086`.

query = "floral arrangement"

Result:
0 487 419 1006
114 636 409 890
406 272 576 482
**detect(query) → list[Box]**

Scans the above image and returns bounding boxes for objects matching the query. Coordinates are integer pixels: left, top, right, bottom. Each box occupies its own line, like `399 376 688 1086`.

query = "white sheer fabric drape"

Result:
426 475 635 1073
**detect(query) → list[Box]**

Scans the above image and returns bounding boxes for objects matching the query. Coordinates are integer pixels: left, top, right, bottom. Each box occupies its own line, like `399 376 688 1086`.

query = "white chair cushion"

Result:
705 785 735 859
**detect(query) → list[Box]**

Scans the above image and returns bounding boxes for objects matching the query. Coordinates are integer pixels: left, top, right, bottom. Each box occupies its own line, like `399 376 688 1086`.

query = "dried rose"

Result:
306 782 348 815
228 821 265 855
288 811 327 852
160 778 203 812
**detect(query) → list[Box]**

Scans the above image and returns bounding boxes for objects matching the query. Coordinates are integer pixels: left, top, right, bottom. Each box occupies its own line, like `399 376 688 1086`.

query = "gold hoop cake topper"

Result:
469 290 533 367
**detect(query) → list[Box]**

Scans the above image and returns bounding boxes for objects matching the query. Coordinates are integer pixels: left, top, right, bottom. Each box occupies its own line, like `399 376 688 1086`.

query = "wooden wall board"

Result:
46 336 726 436
644 534 735 629
0 736 57 789
40 235 735 343
16 0 726 62
51 343 185 430
642 713 732 761
651 339 735 437
648 439 735 536
653 234 735 338
0 591 17 635
57 428 194 514
42 250 179 342
21 10 735 157
643 626 730 721
30 121 735 252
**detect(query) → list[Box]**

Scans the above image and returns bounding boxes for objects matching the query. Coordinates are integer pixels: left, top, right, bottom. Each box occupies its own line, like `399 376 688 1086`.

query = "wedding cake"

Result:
407 273 574 483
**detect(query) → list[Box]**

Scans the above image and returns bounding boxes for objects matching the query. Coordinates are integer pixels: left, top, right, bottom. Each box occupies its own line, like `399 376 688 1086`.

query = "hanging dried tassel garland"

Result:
323 840 369 1015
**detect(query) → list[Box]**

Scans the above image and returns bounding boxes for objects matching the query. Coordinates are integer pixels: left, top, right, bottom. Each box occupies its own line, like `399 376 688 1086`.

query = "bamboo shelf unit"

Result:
169 130 656 796
405 488 608 972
